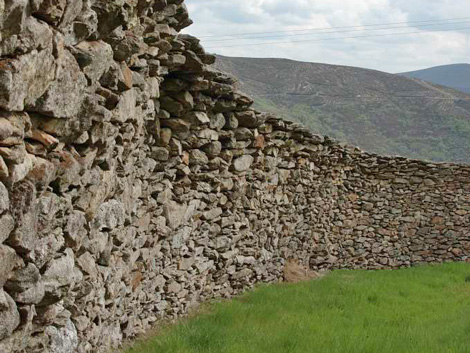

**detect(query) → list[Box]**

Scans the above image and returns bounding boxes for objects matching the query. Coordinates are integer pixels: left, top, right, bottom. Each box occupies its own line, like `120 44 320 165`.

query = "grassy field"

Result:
126 263 470 353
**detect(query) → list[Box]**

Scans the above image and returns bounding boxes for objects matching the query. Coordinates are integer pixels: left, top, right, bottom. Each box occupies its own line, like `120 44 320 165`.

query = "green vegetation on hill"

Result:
215 56 470 163
126 263 470 353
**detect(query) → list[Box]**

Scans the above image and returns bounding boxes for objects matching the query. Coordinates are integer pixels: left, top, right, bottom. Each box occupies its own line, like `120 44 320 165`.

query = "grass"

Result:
126 263 470 353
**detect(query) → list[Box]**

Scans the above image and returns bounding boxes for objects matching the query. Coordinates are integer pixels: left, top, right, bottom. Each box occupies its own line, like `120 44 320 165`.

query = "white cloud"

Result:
183 0 470 72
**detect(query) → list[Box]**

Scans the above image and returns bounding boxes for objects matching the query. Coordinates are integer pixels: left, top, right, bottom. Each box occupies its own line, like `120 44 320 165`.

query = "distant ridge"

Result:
401 64 470 93
215 55 470 163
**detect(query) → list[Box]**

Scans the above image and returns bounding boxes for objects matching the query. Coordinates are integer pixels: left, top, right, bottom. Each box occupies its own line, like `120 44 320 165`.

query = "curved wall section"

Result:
0 1 469 352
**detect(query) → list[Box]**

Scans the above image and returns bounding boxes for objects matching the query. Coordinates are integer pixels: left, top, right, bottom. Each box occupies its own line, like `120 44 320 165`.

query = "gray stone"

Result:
203 207 223 221
203 141 222 157
161 119 191 139
172 226 192 249
77 252 98 277
233 155 254 172
45 319 78 353
74 40 114 82
0 47 56 111
0 245 18 287
1 0 28 37
160 96 185 115
184 111 210 125
113 34 147 62
182 50 204 72
236 111 265 128
234 128 254 141
35 0 68 26
29 50 87 118
5 263 45 304
210 113 226 131
0 290 20 341
92 0 127 38
189 149 208 166
0 214 14 243
0 182 9 213
64 211 86 250
151 147 170 161
172 91 194 109
42 249 82 301
112 88 137 123
33 229 65 270
163 201 188 230
0 16 53 57
92 200 126 230
232 268 253 280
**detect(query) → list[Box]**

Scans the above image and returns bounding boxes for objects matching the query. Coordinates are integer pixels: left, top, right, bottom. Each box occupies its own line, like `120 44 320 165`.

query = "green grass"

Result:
126 263 470 353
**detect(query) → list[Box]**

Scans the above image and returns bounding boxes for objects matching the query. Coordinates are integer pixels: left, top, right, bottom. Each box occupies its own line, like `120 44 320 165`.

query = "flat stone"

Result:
163 201 188 230
232 268 253 280
111 88 137 123
77 252 98 277
182 50 204 72
233 155 254 172
184 111 210 125
236 111 265 128
74 40 114 82
161 119 191 139
160 96 185 116
203 207 223 221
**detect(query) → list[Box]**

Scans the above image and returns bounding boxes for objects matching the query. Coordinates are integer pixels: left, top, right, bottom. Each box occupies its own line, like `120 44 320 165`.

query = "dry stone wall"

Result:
0 1 470 352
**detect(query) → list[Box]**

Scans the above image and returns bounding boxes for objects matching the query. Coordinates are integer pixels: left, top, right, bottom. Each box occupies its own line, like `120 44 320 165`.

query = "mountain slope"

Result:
214 55 470 163
401 64 470 94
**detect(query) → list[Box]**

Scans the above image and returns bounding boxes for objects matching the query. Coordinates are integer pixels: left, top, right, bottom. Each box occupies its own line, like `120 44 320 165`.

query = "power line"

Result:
203 20 470 43
199 16 470 39
206 26 470 49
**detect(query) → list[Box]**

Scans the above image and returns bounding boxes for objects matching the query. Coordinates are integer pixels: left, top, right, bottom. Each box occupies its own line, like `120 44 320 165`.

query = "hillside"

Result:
402 64 470 94
215 56 470 163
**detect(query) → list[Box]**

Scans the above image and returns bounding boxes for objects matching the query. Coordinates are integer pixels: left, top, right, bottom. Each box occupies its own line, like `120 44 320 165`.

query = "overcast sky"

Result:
183 0 470 73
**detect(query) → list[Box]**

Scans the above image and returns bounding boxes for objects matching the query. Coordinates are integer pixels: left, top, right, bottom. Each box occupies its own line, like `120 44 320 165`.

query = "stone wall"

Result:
0 1 470 352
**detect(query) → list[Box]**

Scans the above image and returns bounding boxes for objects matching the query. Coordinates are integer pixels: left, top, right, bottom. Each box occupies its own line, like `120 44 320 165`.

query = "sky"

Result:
182 0 470 73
